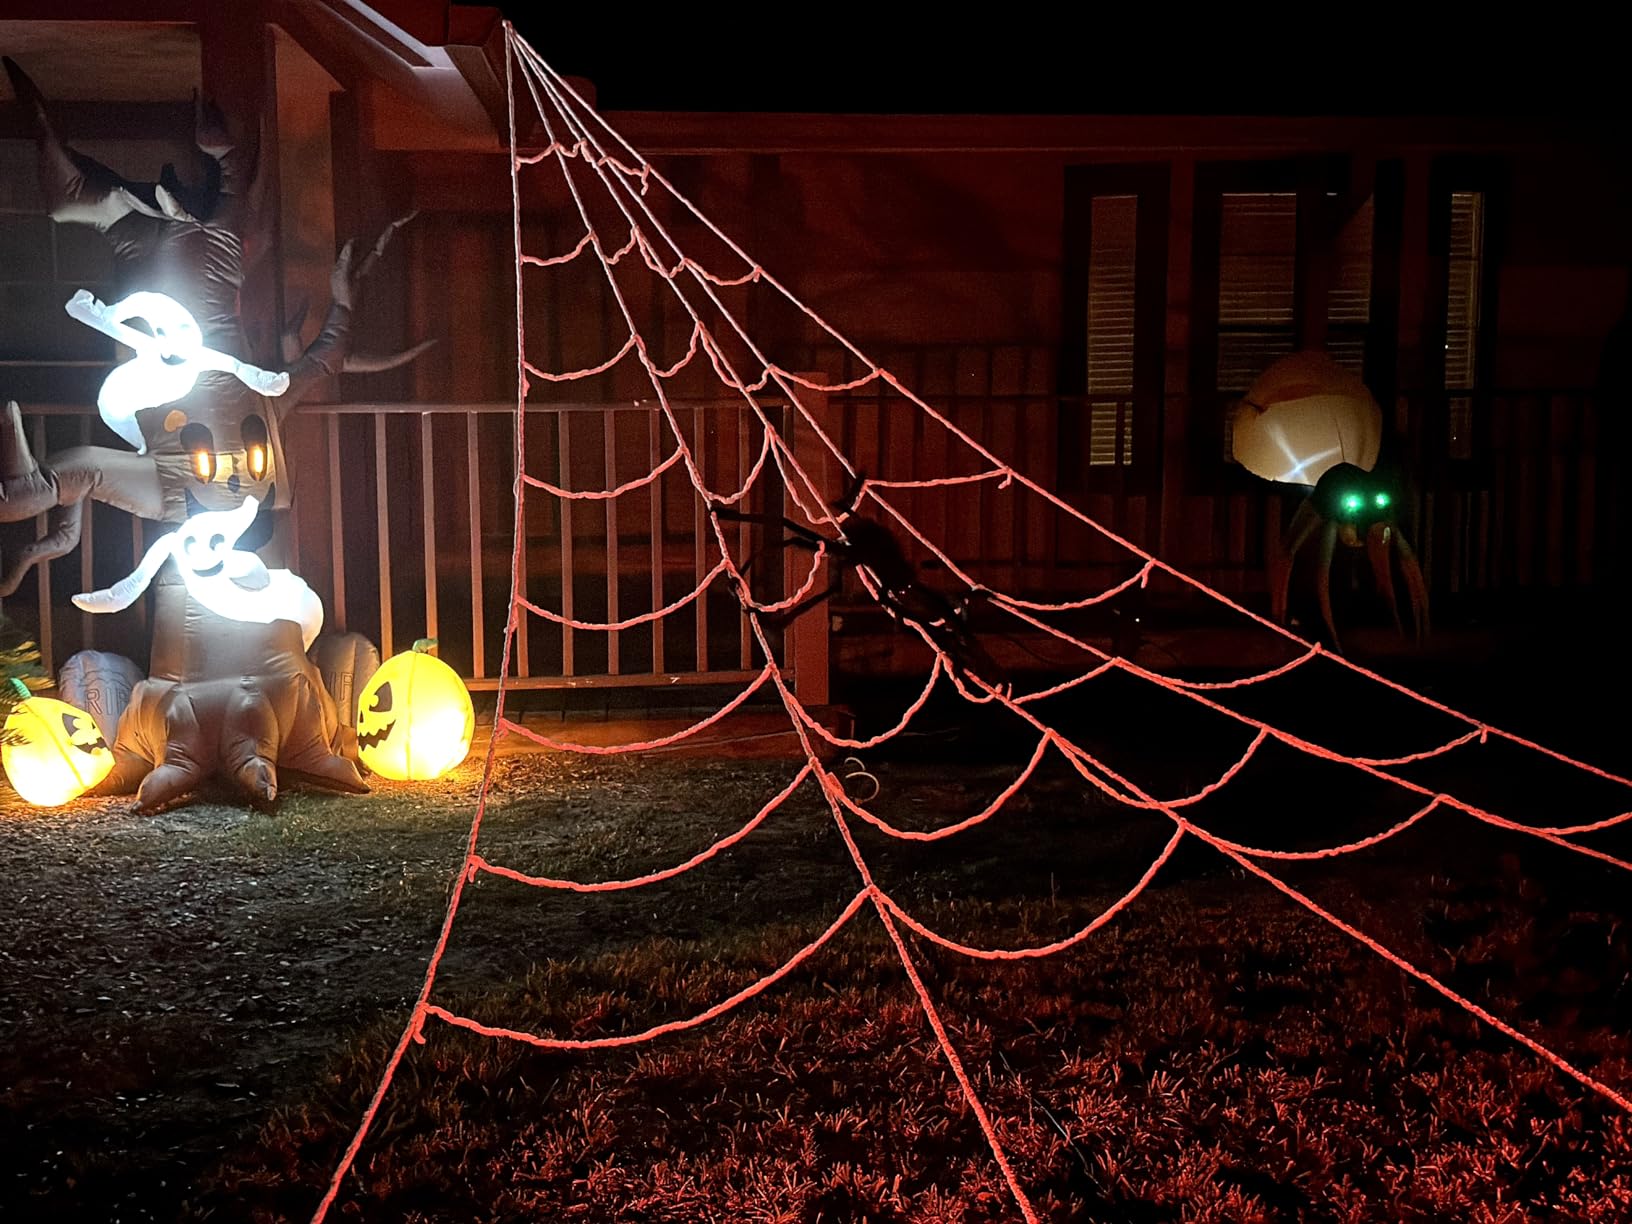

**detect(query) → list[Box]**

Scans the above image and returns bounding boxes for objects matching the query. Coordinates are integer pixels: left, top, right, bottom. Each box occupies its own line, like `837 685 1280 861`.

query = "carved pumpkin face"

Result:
2 694 115 806
355 648 474 781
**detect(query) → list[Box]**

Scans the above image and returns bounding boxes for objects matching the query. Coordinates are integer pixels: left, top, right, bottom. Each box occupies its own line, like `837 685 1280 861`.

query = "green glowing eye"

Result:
1374 492 1391 508
1341 493 1362 513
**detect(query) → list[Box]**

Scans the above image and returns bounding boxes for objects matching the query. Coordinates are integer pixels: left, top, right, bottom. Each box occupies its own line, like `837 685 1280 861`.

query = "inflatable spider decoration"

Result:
1232 351 1429 654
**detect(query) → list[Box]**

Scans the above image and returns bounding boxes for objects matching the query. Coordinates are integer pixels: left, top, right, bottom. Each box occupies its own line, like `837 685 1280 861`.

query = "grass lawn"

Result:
4 662 1632 1221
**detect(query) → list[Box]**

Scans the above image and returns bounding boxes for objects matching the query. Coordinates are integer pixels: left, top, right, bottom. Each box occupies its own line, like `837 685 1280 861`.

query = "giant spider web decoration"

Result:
314 26 1632 1220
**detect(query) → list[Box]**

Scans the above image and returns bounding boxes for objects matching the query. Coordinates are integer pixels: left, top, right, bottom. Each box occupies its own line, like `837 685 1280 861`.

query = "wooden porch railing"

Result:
0 387 1606 681
2 398 827 701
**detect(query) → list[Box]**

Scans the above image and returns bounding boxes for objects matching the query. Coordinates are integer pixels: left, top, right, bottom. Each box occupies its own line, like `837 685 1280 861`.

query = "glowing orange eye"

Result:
246 444 267 481
191 449 216 481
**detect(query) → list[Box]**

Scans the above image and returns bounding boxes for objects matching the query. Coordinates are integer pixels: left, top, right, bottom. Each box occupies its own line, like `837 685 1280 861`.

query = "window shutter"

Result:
1445 192 1483 390
1445 191 1485 458
1216 192 1298 391
1326 195 1373 373
1086 194 1137 466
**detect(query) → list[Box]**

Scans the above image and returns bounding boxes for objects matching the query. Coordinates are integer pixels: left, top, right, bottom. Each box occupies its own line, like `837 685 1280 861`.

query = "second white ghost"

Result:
73 496 323 650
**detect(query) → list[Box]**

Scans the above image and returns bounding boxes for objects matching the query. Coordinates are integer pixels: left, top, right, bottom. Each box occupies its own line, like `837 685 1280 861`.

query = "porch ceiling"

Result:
0 19 200 102
0 3 510 146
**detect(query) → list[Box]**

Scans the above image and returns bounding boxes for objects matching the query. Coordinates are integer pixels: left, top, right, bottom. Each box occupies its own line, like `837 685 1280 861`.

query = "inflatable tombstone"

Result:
0 57 428 810
57 650 145 745
310 632 382 730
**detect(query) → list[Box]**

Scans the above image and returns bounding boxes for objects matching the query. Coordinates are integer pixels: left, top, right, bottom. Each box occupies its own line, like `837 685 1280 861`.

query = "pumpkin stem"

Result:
413 637 438 656
7 676 30 699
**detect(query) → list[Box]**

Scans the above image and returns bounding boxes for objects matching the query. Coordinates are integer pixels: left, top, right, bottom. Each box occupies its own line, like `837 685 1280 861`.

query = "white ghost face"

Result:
174 496 258 578
63 289 290 453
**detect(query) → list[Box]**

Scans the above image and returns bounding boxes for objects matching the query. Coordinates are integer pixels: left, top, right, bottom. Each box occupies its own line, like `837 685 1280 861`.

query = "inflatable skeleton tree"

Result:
0 57 426 810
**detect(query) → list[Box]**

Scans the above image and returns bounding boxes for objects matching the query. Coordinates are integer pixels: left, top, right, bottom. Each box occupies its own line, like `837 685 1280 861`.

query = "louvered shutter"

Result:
1326 195 1373 373
1085 194 1137 466
1445 191 1484 458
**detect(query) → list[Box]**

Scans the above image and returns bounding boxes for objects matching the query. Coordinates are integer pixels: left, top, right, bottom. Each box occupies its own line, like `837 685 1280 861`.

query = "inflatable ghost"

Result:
74 497 323 651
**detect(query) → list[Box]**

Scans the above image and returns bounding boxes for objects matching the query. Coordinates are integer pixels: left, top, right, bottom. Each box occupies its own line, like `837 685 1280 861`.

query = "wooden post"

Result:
785 380 832 706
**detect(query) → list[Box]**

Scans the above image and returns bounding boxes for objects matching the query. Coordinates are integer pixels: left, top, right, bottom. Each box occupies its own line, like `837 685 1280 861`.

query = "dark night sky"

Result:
483 8 1618 119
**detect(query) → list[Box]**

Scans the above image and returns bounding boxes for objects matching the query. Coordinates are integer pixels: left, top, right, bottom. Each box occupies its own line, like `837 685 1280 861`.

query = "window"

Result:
1192 159 1383 476
1059 165 1168 488
0 141 115 405
1216 192 1298 393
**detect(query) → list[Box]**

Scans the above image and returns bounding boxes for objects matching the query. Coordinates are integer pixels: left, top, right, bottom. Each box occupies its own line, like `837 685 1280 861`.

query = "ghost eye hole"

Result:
179 423 217 483
208 533 226 551
241 414 270 481
369 681 394 714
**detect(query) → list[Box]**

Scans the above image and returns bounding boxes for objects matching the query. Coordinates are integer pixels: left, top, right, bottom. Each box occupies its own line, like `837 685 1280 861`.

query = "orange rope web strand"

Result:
535 59 1632 1201
313 27 1632 1221
311 27 535 1221
424 887 872 1050
468 764 813 892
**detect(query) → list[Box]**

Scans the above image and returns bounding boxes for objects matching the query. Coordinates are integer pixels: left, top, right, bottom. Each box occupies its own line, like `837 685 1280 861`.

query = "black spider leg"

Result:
864 575 1005 693
708 503 845 627
919 596 1007 691
833 468 869 518
1364 523 1406 636
760 531 848 627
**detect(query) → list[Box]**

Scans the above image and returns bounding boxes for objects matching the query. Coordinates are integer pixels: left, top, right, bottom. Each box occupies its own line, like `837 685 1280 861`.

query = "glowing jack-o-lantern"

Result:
2 680 115 806
355 640 473 781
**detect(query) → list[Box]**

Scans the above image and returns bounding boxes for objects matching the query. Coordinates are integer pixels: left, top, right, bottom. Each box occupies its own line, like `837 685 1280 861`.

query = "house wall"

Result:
382 111 1628 612
5 10 1627 679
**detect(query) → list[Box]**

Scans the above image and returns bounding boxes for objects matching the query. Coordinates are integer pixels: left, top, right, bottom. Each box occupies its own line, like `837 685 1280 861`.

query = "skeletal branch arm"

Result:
279 214 434 412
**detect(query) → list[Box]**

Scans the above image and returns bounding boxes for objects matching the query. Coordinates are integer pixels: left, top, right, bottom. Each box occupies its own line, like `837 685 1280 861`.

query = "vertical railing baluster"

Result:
78 416 94 652
130 513 146 641
693 404 709 673
649 408 665 675
327 413 347 629
32 416 52 673
420 413 438 644
466 412 485 678
998 347 1011 597
558 409 574 676
738 406 751 669
604 409 620 674
374 414 393 658
515 404 530 679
